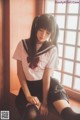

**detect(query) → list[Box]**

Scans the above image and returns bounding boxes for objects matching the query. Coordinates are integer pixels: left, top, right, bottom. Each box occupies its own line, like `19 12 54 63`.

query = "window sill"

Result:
64 86 80 102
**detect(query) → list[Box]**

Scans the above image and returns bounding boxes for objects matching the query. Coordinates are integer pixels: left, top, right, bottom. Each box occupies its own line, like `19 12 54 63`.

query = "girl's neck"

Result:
36 41 43 44
36 40 46 45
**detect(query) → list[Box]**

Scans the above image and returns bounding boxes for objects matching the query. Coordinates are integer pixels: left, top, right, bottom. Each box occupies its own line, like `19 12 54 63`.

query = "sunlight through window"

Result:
45 0 80 93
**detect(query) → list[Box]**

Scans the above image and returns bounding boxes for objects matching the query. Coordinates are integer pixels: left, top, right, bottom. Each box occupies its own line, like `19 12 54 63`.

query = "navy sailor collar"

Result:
22 39 54 57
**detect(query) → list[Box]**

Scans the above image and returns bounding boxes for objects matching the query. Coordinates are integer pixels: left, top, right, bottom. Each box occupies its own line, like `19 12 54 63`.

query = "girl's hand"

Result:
40 103 48 116
27 96 41 109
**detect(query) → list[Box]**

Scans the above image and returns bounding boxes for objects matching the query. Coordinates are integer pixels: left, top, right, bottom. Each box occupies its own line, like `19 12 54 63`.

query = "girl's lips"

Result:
40 37 44 40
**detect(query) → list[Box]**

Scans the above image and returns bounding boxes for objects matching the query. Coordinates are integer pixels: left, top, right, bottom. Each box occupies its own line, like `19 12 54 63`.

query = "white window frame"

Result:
45 0 80 101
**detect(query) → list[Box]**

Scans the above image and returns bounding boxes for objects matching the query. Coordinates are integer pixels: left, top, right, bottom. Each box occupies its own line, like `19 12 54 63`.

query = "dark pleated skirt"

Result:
15 77 69 111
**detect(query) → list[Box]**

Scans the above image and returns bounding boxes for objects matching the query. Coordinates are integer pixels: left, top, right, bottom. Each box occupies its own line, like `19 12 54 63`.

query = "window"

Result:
45 0 80 99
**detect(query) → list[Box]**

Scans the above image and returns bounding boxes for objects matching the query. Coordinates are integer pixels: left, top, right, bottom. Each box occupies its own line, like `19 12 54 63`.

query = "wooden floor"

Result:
69 99 80 113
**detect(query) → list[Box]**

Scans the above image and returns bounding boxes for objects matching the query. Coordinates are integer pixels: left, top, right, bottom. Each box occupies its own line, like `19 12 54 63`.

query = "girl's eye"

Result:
39 29 44 32
46 31 50 35
39 29 50 35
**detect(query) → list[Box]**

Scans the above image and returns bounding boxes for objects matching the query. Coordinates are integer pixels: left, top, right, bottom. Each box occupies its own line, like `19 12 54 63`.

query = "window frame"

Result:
44 0 80 101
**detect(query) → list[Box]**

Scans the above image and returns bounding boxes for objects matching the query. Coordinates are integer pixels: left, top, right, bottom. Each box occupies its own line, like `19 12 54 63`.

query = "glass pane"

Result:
53 71 61 82
75 63 80 76
68 3 79 14
64 46 75 60
58 30 64 43
74 77 80 91
58 44 63 57
56 3 66 13
58 58 62 70
64 60 74 74
66 16 78 29
65 31 76 45
77 32 80 46
76 48 80 61
79 16 80 30
45 0 54 13
56 15 65 28
63 74 72 88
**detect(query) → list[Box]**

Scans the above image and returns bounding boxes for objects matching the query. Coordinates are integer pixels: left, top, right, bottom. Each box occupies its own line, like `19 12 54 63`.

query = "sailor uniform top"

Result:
13 39 58 81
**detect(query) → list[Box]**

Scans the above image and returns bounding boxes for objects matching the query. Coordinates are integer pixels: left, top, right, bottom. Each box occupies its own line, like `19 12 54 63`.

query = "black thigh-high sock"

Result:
22 104 39 120
61 107 80 120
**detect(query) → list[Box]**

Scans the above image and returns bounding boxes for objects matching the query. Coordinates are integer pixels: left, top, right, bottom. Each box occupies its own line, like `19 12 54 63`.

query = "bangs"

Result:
36 15 55 33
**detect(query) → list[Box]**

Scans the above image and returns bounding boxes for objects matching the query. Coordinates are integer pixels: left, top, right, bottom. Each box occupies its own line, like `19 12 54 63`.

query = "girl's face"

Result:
36 28 51 43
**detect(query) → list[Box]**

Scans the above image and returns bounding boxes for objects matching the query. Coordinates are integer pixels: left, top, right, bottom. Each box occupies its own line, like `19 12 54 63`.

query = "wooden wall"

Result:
0 0 4 109
10 0 44 94
0 0 10 109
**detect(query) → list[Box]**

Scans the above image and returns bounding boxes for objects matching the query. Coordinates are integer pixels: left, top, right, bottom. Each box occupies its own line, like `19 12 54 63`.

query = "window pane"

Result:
75 63 80 76
74 77 80 91
58 30 64 43
66 16 78 29
53 71 61 82
64 60 74 74
65 31 76 45
68 3 79 14
56 3 66 13
58 44 63 57
63 74 72 88
64 46 75 60
79 16 80 30
56 15 65 28
58 58 62 70
76 48 80 61
45 0 54 13
77 32 80 46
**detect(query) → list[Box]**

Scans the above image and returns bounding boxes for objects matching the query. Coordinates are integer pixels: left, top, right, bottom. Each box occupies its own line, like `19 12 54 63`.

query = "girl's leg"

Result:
48 78 80 120
53 99 70 114
15 88 39 120
23 104 39 120
53 99 80 120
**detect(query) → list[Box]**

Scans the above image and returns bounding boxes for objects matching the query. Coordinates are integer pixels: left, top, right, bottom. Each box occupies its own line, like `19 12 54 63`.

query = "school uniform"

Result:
13 39 69 111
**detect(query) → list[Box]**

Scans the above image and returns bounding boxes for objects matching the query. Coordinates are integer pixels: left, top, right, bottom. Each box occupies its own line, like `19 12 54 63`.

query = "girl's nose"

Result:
41 31 46 37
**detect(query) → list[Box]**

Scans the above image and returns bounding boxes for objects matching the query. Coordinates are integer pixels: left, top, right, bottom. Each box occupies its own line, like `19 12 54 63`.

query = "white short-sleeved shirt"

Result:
13 40 58 81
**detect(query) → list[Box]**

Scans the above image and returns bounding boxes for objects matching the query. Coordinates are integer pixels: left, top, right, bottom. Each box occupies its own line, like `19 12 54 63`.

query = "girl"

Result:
13 14 80 120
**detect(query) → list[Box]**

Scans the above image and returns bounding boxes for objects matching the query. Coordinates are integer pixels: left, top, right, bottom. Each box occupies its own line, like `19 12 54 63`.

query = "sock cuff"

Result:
61 107 80 120
61 107 73 117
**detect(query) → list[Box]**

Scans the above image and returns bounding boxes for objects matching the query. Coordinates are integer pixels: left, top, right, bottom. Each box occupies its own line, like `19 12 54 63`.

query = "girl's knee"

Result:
23 104 39 120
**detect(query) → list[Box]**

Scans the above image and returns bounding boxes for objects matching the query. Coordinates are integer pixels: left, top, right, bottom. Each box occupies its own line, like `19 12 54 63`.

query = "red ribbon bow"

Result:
27 56 39 69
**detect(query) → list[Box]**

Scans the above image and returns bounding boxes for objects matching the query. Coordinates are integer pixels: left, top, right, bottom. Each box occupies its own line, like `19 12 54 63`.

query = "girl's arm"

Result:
42 68 52 106
17 60 31 99
40 68 52 115
17 60 40 107
42 47 58 105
